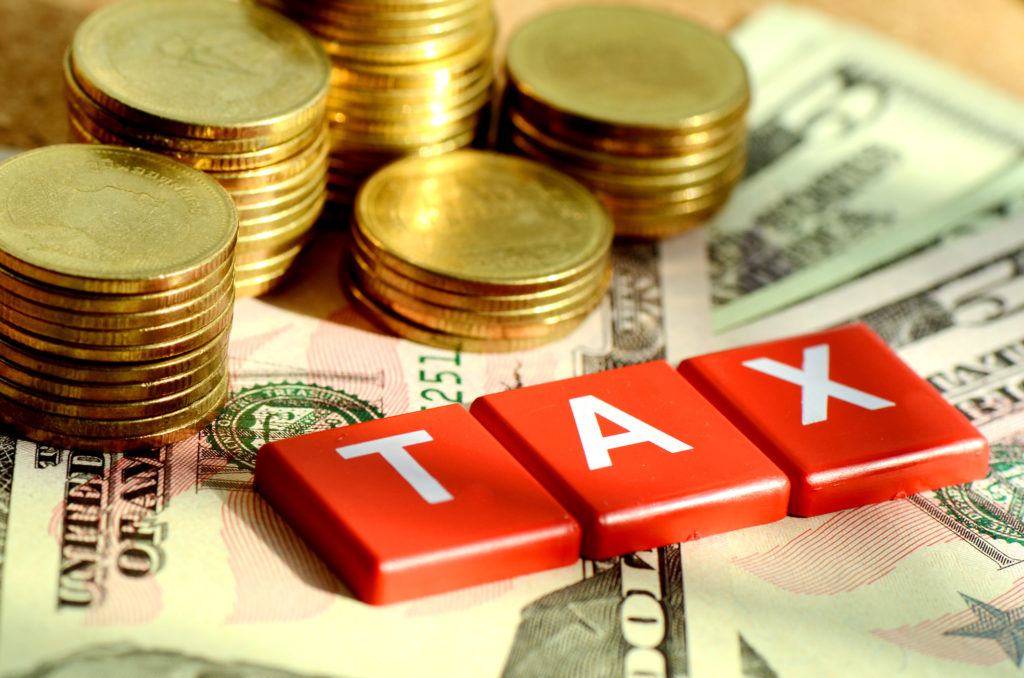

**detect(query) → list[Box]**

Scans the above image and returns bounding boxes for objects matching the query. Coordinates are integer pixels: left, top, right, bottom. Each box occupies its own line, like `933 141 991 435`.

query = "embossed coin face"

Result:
0 145 237 292
506 4 748 131
354 150 612 287
71 0 330 138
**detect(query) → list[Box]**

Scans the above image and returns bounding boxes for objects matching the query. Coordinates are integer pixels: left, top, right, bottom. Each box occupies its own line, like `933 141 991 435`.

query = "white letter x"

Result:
742 343 895 425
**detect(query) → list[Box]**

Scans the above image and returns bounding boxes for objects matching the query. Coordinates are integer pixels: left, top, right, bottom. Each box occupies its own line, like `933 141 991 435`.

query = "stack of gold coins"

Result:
64 0 331 297
258 0 496 209
502 4 749 239
0 145 236 451
345 150 613 352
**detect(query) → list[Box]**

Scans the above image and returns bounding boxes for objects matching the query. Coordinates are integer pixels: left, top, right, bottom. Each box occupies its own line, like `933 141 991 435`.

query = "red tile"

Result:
470 361 790 559
254 404 580 605
677 323 989 516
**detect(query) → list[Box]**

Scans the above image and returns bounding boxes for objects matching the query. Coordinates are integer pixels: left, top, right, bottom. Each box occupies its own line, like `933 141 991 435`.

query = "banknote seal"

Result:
934 442 1024 548
206 382 383 472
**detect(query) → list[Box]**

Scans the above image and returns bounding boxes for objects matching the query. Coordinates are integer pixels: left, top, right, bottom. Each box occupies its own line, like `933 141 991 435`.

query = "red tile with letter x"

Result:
676 322 989 517
470 360 790 560
254 404 580 605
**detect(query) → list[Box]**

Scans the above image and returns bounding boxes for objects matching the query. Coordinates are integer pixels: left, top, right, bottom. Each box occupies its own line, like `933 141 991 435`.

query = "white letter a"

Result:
568 395 692 471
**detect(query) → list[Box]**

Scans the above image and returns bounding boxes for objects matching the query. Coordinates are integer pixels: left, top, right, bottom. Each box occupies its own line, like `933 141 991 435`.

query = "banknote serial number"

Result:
418 352 463 410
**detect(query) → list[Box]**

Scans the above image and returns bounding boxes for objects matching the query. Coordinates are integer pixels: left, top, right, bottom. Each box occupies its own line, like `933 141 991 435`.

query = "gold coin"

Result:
271 0 484 28
213 129 329 192
235 171 326 221
316 14 493 64
507 85 748 154
228 153 328 209
353 150 612 293
510 130 746 195
0 371 229 451
234 257 300 298
0 255 233 315
0 356 225 420
0 342 227 403
505 5 748 134
238 186 325 234
351 232 611 312
71 0 330 141
506 108 745 172
344 265 590 352
284 3 486 45
0 266 234 331
328 30 492 90
0 145 237 294
0 282 233 347
238 195 324 251
1 302 232 363
353 252 611 333
63 52 317 155
0 324 230 385
70 109 325 172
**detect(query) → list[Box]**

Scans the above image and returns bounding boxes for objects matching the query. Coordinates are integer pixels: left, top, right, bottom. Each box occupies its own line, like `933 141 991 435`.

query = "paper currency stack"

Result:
0 145 236 451
346 151 613 351
502 4 749 239
64 0 331 297
258 0 496 209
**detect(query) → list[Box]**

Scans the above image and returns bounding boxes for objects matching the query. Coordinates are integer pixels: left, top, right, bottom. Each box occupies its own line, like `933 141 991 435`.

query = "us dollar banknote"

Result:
707 5 1024 332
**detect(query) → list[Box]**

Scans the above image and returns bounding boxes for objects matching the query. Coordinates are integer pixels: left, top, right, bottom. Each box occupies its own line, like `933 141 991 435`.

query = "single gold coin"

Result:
63 52 319 155
507 108 745 172
344 265 589 352
0 268 234 331
0 324 230 385
213 129 329 192
70 109 325 172
0 145 237 293
351 238 611 312
235 172 325 221
0 255 233 315
1 302 232 363
353 253 611 333
228 153 328 209
0 282 232 347
71 0 330 140
353 150 612 293
506 4 749 134
0 342 226 403
315 14 493 64
0 371 229 451
0 356 225 420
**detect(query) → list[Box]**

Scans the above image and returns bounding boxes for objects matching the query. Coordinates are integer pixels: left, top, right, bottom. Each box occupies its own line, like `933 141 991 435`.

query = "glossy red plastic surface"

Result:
677 323 989 516
254 404 581 605
470 360 790 559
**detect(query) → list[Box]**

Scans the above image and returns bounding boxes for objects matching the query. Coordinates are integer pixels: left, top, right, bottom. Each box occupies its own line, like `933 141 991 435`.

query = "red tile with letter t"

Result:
677 322 989 516
254 404 580 605
470 361 790 559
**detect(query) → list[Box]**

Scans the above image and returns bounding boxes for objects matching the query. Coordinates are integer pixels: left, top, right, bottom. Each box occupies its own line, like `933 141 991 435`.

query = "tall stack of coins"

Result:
502 5 749 239
0 145 236 451
258 0 496 208
346 151 613 352
64 0 331 297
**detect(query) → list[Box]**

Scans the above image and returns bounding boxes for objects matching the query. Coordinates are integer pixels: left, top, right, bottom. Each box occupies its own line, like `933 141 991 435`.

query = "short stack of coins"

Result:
502 4 749 239
346 150 613 352
0 145 237 451
64 0 331 297
258 0 497 209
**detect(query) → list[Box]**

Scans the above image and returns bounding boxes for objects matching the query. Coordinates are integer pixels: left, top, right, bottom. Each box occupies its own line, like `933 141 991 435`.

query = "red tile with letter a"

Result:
677 322 989 517
470 361 790 560
254 404 580 605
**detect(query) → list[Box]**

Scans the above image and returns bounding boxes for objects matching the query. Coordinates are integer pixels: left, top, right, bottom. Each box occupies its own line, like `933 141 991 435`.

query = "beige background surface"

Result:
1 0 1023 151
